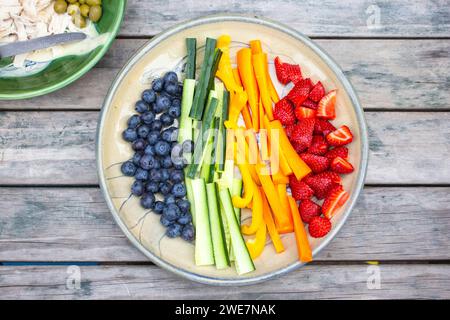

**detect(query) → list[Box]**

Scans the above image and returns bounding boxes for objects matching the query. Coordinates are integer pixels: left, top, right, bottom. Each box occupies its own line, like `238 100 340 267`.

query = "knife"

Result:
0 32 87 59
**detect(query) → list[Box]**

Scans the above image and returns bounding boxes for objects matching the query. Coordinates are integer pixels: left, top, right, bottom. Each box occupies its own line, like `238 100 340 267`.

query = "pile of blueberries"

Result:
121 71 194 241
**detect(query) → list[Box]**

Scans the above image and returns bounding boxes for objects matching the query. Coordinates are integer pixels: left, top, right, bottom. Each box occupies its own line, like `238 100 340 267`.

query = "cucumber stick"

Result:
185 178 196 227
201 117 220 182
178 78 196 144
185 38 197 80
228 178 243 261
206 183 230 269
219 189 255 275
192 178 214 266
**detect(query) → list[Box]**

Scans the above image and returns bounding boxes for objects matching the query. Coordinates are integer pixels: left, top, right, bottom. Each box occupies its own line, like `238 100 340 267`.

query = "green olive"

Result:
86 0 101 6
88 5 102 22
53 0 68 14
67 3 80 15
67 0 78 3
73 14 87 28
80 4 90 17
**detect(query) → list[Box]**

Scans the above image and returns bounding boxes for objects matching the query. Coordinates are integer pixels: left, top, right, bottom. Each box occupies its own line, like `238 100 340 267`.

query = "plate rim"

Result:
96 14 369 286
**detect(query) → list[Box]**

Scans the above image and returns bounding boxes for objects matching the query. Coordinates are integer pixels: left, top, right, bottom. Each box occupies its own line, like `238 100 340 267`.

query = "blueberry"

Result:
142 89 156 104
177 199 190 213
135 100 149 113
153 201 165 214
172 183 186 198
154 95 171 113
164 82 178 96
149 169 162 182
150 120 163 131
137 125 150 138
132 152 143 165
182 140 194 153
177 213 192 225
132 138 146 151
131 180 144 196
140 111 155 125
164 194 176 205
127 114 141 129
161 156 172 168
160 168 170 181
170 170 184 183
171 144 185 168
140 192 155 209
139 154 157 170
135 168 149 180
163 71 178 84
160 112 174 126
161 127 177 142
171 98 181 109
166 223 182 238
146 131 160 145
181 224 195 241
121 161 136 176
122 128 138 142
160 215 173 227
163 203 181 221
154 140 171 156
159 181 172 195
146 181 159 193
152 78 164 92
153 159 161 169
168 105 181 118
176 84 183 96
144 144 155 155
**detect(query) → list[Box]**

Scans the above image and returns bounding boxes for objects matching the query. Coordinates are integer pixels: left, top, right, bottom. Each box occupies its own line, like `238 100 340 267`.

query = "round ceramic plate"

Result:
0 0 126 100
97 15 369 285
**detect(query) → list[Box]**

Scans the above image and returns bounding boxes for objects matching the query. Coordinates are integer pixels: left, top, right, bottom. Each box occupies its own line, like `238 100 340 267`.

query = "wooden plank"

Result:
118 0 450 38
1 111 449 185
0 187 449 262
1 39 449 111
0 264 448 299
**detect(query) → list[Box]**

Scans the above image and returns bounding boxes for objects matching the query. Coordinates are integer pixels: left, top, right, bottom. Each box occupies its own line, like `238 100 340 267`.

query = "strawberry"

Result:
289 175 314 200
287 78 312 107
331 156 354 174
285 124 296 138
300 153 330 173
295 106 316 120
321 171 342 185
274 56 302 84
274 56 290 84
290 118 315 153
298 199 321 223
274 97 296 126
317 89 337 119
308 135 328 156
326 125 353 147
302 99 318 110
303 172 335 199
313 118 336 136
309 81 325 102
308 216 332 238
325 146 349 160
322 185 349 219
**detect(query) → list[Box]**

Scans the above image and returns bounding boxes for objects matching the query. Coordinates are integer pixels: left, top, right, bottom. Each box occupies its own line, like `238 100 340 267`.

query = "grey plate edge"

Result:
96 14 369 286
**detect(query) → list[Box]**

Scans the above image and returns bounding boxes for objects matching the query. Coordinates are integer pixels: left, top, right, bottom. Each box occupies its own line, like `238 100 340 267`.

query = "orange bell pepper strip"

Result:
272 169 289 184
233 162 255 209
232 68 253 130
246 219 267 259
263 115 293 176
276 184 294 233
228 88 248 125
269 120 312 180
242 187 263 235
265 54 279 103
256 162 293 233
216 35 241 93
288 196 312 262
232 68 243 86
237 48 259 132
252 53 274 120
260 128 270 161
249 39 263 54
262 191 284 253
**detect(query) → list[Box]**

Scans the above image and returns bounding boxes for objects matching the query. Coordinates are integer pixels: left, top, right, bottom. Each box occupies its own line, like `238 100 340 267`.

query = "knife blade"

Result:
0 32 87 59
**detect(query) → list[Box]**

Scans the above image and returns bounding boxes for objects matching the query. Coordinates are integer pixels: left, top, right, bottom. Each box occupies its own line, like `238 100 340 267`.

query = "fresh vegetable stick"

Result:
185 38 197 80
242 186 263 235
272 169 289 184
262 191 284 253
249 39 263 54
232 68 243 86
259 98 264 131
260 128 270 161
264 53 280 103
231 67 253 129
216 35 241 93
232 163 255 209
252 53 274 120
276 184 294 233
228 89 248 125
237 48 259 132
288 196 313 263
232 126 261 186
246 220 267 259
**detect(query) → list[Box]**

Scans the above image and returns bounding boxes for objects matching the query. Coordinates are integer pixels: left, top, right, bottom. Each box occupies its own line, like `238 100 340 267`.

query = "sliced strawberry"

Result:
331 156 354 174
309 81 325 102
290 118 315 153
325 146 349 160
274 56 289 84
298 199 321 223
326 125 353 147
300 153 330 173
303 172 335 200
274 56 302 84
302 99 318 110
287 78 312 107
289 175 314 200
308 135 328 156
314 118 336 136
317 90 337 120
273 97 296 125
322 185 349 219
308 216 331 238
295 106 316 120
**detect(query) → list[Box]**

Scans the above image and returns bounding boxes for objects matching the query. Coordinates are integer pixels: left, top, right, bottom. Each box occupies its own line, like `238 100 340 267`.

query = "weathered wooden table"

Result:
1 0 449 299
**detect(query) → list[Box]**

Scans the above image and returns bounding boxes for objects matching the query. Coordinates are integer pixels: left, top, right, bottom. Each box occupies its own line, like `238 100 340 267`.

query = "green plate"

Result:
0 0 126 100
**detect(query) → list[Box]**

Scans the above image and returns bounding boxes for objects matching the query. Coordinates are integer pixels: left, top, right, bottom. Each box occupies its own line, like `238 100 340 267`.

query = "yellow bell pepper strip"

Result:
262 191 284 253
232 162 255 209
252 53 274 120
259 97 265 131
277 184 294 234
234 127 261 186
288 196 312 263
237 48 259 132
216 35 241 93
260 128 270 161
263 115 293 176
265 53 280 103
242 187 264 235
249 39 263 54
246 219 267 259
256 162 293 233
232 67 242 86
228 88 248 125
231 68 253 130
269 120 312 181
272 169 289 184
